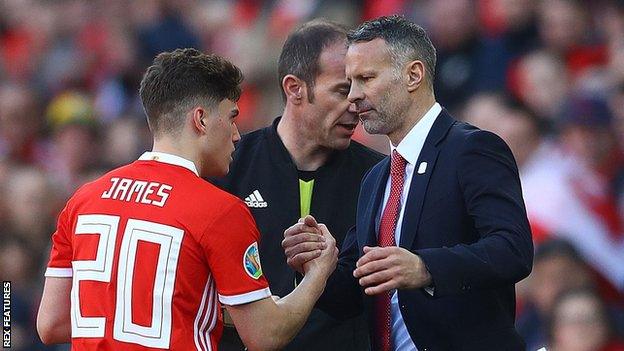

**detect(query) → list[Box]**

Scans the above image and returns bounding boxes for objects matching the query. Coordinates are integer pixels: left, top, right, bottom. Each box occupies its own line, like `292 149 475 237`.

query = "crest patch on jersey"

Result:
243 242 263 279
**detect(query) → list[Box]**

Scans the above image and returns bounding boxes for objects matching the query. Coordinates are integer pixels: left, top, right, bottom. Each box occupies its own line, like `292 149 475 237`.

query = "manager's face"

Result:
345 38 408 138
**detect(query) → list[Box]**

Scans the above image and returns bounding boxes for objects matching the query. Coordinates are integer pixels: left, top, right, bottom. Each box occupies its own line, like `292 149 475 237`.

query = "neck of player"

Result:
277 111 332 172
151 137 200 171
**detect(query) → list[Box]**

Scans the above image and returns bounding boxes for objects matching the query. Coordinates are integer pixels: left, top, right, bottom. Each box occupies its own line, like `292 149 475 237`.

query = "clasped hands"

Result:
284 216 339 279
283 215 432 295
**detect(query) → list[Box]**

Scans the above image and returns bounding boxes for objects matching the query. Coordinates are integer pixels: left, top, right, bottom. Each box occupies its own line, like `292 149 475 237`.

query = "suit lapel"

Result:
399 110 455 249
361 158 390 249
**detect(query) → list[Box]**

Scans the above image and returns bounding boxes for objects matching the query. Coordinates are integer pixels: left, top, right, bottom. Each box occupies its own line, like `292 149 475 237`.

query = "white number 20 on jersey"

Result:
71 214 184 349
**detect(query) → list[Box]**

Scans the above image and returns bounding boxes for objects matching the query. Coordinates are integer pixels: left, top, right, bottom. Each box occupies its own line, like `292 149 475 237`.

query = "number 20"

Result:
71 214 184 349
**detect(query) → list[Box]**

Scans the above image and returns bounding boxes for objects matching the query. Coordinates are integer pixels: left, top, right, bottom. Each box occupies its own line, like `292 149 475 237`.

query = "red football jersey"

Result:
45 152 271 350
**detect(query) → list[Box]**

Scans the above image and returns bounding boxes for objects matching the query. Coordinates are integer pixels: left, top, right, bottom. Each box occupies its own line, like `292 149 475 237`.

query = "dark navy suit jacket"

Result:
318 110 534 351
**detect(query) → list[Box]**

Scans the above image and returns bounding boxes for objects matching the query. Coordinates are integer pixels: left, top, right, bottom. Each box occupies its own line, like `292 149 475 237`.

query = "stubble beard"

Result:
360 89 403 137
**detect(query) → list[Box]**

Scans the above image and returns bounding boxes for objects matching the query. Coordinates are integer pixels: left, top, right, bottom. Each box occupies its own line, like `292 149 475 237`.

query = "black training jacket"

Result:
215 117 384 351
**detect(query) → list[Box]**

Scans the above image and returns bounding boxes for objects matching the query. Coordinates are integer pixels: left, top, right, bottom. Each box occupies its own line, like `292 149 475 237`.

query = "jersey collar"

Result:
139 151 199 176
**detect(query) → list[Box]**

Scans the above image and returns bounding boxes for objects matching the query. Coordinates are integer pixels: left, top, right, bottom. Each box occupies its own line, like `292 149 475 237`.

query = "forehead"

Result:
316 41 348 79
216 99 238 113
345 38 393 72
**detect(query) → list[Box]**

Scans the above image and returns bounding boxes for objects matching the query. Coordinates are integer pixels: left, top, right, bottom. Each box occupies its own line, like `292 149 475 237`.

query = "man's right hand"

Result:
229 216 338 351
283 215 337 275
302 222 338 278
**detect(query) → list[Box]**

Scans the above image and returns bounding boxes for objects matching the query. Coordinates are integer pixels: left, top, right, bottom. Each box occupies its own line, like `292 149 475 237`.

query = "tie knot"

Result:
391 150 406 175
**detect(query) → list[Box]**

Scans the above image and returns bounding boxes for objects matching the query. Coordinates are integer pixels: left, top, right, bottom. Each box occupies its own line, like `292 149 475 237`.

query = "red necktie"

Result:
374 150 406 351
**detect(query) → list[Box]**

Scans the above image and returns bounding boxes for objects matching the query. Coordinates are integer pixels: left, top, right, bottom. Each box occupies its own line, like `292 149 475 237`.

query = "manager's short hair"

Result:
278 20 347 102
139 48 243 136
348 15 436 88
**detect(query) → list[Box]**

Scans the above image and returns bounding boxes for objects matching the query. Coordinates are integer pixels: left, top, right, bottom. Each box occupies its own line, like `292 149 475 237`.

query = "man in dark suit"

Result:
283 15 533 350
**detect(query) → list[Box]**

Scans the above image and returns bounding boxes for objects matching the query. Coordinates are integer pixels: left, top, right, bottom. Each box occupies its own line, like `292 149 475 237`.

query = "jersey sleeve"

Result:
45 203 74 278
200 200 271 306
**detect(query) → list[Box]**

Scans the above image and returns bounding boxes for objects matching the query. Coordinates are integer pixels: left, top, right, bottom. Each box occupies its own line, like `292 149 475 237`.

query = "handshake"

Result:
282 215 433 295
281 215 339 279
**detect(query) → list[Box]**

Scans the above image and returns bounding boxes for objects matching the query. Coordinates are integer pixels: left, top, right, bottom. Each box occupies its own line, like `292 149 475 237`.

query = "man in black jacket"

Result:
217 20 384 350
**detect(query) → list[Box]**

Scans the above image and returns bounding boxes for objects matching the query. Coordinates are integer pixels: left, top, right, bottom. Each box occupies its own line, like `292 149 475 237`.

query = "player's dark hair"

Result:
139 48 243 136
348 15 436 88
278 20 347 103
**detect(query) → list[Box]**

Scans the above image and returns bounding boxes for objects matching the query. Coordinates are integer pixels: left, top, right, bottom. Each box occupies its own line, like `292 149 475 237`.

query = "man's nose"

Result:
347 103 358 114
347 81 363 103
232 123 241 142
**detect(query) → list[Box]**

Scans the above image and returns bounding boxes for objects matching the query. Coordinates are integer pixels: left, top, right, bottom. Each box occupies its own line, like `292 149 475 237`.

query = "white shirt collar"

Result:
138 151 199 176
391 102 442 165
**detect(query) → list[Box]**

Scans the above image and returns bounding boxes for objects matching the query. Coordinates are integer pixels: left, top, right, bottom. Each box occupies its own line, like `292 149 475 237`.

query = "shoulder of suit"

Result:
445 122 512 157
444 118 489 143
451 121 505 142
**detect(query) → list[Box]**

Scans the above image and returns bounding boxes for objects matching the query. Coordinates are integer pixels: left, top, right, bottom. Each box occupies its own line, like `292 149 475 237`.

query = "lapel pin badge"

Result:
418 162 427 174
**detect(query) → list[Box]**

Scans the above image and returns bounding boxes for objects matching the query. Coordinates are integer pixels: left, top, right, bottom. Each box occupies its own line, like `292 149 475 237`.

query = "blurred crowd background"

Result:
1 0 624 350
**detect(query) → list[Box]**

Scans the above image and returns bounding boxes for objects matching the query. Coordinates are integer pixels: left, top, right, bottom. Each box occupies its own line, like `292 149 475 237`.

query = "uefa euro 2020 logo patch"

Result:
243 242 263 279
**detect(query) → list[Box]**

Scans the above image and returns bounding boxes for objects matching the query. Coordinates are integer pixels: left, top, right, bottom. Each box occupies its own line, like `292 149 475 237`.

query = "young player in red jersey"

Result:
36 48 337 351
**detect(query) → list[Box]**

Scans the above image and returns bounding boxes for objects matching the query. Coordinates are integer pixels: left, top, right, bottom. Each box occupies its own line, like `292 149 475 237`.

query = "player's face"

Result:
346 38 409 138
301 41 358 150
202 99 240 177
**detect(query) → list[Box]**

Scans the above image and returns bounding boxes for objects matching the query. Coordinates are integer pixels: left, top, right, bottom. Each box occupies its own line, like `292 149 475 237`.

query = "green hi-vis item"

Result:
299 179 315 217
295 178 315 288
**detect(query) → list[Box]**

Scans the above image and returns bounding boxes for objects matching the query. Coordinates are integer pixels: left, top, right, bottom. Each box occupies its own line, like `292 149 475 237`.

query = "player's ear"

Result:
282 74 305 105
406 60 425 92
192 107 207 134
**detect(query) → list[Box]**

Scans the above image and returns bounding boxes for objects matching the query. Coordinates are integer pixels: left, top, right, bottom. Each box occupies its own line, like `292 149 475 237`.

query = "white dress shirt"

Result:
377 102 442 350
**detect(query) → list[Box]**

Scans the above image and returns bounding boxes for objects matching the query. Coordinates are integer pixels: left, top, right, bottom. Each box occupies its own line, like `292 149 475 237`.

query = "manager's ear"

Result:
406 60 425 92
282 74 305 105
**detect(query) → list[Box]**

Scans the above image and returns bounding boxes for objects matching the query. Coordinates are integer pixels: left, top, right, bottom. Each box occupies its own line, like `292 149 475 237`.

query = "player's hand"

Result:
282 215 326 274
302 223 338 278
353 246 432 295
